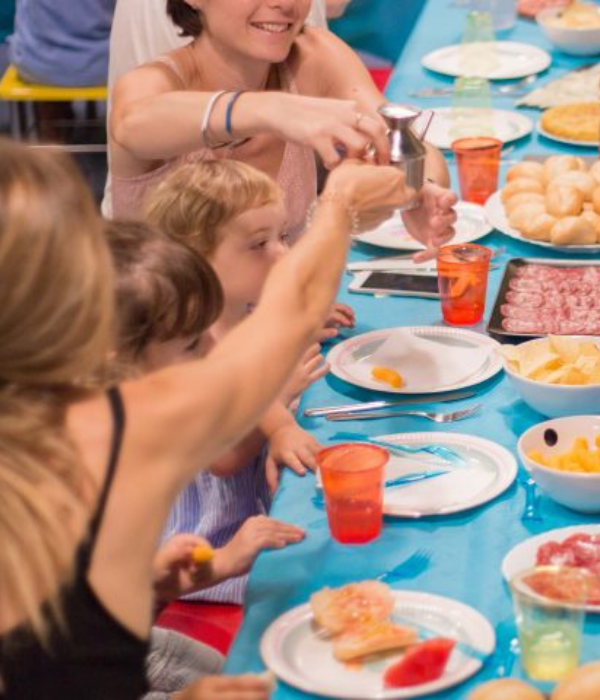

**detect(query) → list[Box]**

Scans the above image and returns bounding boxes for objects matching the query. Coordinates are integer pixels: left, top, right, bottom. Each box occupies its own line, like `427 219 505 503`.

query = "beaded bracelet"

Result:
306 191 361 237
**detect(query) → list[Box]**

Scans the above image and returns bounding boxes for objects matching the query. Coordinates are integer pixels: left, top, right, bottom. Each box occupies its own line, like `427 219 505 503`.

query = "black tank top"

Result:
0 389 149 700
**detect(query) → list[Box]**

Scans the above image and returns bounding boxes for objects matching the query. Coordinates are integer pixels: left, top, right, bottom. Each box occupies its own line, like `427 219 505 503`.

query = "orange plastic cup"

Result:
451 136 502 204
317 443 388 544
437 243 492 326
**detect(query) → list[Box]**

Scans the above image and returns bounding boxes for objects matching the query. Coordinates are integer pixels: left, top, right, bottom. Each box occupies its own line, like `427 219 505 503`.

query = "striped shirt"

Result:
162 451 271 604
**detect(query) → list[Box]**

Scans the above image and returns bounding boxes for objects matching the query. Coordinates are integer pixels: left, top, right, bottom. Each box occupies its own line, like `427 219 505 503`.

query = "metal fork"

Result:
409 74 537 98
377 549 432 583
327 403 481 422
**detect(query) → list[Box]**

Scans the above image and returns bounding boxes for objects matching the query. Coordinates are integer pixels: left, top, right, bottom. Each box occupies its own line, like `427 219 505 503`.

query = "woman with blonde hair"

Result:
0 137 416 699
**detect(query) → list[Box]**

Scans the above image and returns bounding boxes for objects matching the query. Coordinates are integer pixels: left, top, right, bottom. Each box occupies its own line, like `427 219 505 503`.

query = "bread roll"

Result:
551 171 596 201
521 212 556 241
506 161 545 184
550 216 596 245
543 154 587 182
589 160 600 185
504 192 545 216
508 202 546 230
581 210 600 242
470 679 544 700
552 661 600 700
546 183 584 217
501 178 545 203
592 187 600 215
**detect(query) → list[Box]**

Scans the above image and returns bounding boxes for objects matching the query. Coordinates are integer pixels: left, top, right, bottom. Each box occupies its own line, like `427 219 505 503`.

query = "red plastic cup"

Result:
451 136 502 205
317 443 388 544
437 243 492 326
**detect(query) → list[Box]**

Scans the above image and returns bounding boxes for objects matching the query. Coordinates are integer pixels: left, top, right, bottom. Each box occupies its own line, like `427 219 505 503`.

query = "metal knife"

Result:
303 389 476 417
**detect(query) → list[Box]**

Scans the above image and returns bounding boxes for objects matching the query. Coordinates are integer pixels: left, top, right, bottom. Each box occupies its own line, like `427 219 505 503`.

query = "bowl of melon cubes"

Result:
518 415 600 514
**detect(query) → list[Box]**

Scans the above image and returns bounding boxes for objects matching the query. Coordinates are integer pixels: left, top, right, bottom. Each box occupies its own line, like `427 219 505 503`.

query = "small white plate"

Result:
423 108 533 150
354 201 491 251
484 191 600 254
501 524 600 613
378 432 516 517
260 590 495 699
421 41 551 80
537 120 600 149
327 326 502 395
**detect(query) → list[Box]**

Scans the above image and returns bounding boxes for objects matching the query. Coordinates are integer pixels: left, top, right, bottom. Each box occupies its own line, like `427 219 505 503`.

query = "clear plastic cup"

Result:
509 566 590 682
450 76 494 140
317 443 388 545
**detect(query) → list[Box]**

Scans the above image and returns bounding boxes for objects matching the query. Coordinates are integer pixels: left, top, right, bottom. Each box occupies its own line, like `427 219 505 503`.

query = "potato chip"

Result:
549 335 581 363
501 337 600 386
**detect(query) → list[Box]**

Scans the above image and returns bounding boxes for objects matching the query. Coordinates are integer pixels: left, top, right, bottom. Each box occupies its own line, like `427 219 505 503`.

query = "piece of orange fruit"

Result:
191 543 214 564
372 366 403 388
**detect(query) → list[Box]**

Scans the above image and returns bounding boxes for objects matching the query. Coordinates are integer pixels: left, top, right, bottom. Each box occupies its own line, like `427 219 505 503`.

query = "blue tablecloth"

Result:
225 2 600 697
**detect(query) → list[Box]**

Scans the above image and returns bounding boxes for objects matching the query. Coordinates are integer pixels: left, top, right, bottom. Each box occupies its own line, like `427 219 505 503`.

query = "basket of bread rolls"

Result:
500 155 600 246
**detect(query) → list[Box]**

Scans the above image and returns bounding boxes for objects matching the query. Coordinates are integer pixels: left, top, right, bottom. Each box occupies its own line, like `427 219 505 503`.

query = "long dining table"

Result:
224 1 600 697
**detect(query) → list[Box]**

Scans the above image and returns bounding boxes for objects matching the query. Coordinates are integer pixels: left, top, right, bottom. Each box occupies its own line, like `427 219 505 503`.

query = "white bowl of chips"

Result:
500 336 600 418
537 5 600 57
518 415 600 513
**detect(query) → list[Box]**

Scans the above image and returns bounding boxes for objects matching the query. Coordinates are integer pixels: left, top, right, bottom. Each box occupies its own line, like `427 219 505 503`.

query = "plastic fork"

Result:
518 471 542 523
327 404 481 423
330 431 466 465
377 549 432 583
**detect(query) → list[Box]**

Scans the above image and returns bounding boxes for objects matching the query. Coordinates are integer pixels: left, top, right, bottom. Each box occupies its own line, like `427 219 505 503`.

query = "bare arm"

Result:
110 52 391 174
80 161 413 638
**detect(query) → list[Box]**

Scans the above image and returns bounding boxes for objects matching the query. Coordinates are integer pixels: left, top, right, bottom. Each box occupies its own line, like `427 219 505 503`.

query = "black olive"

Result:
544 428 558 447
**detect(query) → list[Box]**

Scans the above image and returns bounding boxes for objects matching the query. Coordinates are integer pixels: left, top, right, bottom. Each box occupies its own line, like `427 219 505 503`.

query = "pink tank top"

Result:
111 58 317 242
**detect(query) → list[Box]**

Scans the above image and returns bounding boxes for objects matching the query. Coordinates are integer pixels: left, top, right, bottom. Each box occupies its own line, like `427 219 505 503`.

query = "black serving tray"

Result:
487 257 600 344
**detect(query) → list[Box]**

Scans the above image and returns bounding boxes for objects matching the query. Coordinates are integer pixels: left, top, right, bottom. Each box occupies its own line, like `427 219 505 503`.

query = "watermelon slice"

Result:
383 637 456 688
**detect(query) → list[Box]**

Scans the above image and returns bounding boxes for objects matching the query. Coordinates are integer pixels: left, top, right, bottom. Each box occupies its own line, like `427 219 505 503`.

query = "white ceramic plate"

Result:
501 524 600 613
354 202 491 251
327 326 502 395
260 590 495 699
422 107 533 150
421 41 551 80
537 120 600 149
378 431 516 517
484 191 600 254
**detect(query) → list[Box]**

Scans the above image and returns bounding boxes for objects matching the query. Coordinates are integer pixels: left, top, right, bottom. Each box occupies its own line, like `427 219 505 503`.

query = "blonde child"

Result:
145 160 339 500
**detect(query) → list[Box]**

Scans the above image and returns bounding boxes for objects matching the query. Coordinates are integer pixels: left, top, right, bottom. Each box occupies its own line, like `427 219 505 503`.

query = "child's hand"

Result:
401 182 457 262
175 673 274 700
326 302 356 329
280 342 329 406
265 422 321 493
152 534 215 603
213 515 305 579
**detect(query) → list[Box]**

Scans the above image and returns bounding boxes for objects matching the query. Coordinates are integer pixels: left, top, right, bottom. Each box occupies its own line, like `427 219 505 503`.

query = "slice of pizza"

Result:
310 581 395 635
333 620 418 662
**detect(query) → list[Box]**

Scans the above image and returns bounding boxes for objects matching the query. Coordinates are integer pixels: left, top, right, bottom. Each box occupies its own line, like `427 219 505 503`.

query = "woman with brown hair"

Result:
0 138 416 699
109 0 457 252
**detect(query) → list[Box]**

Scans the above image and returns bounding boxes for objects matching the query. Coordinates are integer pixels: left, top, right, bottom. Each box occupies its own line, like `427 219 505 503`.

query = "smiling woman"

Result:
109 0 456 251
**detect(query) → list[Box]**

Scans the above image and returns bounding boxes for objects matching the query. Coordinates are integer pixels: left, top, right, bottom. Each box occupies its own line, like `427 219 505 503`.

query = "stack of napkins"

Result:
351 328 490 391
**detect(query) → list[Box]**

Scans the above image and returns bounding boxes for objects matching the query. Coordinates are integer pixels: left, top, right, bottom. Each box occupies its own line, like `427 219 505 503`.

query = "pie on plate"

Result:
540 103 600 143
